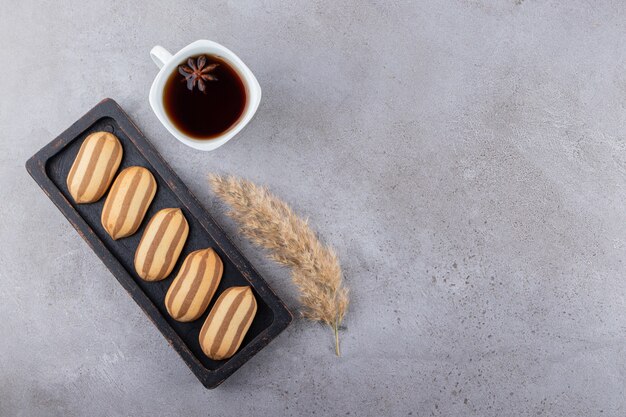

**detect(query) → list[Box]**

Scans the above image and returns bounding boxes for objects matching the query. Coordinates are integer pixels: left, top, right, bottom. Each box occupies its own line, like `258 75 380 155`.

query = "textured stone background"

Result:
1 0 625 416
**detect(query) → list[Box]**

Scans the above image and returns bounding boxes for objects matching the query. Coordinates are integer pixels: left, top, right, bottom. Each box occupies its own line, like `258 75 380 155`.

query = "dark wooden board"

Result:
25 98 292 389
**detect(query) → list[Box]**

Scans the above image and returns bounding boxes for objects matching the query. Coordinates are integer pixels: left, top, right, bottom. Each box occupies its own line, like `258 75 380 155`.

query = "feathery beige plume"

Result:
209 174 349 356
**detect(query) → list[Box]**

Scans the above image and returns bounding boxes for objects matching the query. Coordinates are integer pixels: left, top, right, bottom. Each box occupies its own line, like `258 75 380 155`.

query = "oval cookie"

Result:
101 166 157 240
199 286 257 360
134 208 189 281
66 132 123 204
165 248 223 322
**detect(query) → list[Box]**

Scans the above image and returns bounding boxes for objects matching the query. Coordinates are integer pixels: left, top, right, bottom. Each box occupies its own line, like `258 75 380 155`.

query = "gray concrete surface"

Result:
1 0 625 416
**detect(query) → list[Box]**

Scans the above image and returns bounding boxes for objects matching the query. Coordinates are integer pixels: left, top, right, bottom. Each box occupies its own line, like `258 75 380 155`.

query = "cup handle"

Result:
150 45 173 69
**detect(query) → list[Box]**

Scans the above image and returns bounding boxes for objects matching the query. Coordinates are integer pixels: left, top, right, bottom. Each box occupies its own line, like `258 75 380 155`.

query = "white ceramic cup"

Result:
149 40 261 151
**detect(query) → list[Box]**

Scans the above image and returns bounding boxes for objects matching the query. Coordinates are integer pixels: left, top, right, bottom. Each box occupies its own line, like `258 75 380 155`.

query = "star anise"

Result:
178 55 218 93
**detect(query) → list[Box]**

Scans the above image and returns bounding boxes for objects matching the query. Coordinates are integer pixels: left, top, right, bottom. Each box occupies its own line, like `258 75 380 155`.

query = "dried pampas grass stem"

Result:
209 174 349 356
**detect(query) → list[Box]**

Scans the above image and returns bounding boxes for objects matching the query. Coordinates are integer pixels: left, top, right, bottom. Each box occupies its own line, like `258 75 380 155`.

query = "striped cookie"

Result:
67 132 123 204
199 286 257 360
134 208 189 281
101 166 157 240
165 248 223 322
